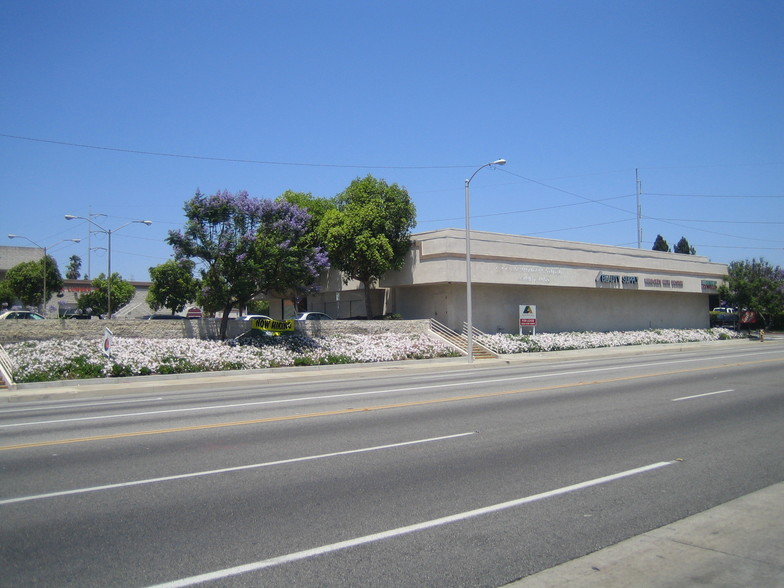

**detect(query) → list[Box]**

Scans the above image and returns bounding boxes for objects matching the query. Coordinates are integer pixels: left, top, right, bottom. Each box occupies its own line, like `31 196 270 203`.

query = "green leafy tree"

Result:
652 234 670 252
4 256 63 308
147 259 201 315
718 258 784 329
167 190 329 339
318 175 416 319
66 255 82 280
674 236 696 255
77 273 136 317
246 299 270 315
0 280 15 310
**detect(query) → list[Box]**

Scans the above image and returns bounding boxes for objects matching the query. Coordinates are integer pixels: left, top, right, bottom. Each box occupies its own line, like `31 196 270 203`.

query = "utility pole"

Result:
636 168 643 249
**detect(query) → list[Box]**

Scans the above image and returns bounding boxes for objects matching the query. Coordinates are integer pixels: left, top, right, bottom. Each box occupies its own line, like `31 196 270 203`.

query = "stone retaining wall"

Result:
0 318 431 343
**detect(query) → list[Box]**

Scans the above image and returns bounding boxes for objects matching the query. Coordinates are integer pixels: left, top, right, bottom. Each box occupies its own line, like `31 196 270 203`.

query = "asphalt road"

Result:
1 342 783 587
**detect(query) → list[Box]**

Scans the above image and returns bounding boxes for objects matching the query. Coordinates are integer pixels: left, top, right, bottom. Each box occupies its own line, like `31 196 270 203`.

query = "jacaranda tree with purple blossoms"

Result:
167 190 329 339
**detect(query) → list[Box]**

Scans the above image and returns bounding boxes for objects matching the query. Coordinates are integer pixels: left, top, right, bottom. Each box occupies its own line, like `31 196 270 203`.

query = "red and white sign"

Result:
740 311 758 324
519 305 537 326
186 307 203 318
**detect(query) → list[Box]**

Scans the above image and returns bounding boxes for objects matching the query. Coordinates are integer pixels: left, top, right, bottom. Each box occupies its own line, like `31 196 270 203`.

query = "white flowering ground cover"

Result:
477 327 741 354
5 328 742 384
5 333 458 383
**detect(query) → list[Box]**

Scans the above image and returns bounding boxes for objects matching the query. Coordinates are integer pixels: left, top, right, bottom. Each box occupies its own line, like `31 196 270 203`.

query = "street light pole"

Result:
65 216 152 318
86 210 107 280
7 235 81 316
465 159 506 363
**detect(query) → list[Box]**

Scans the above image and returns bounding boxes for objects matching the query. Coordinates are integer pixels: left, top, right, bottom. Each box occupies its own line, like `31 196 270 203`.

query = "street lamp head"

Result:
8 234 19 239
64 214 78 221
69 238 82 243
492 159 506 166
141 220 153 226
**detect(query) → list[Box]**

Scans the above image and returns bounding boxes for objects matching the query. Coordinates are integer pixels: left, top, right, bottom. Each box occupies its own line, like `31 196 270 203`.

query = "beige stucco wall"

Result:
313 229 727 334
383 229 727 292
394 283 709 333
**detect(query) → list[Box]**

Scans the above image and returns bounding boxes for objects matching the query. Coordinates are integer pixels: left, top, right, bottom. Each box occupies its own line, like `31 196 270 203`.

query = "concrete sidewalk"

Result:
507 481 784 587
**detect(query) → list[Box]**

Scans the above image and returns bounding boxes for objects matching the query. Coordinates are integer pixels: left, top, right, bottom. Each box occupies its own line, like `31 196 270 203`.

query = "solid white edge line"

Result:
0 432 475 506
672 389 735 401
147 460 675 588
0 397 164 414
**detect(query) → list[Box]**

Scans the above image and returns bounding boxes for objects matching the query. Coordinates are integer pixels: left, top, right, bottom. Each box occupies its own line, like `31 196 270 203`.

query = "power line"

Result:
498 168 635 215
0 132 473 170
657 218 784 225
419 193 633 224
527 218 634 236
646 192 784 199
495 168 782 243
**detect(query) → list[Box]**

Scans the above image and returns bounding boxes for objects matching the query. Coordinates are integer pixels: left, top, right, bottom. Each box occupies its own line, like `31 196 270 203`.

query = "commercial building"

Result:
301 229 727 333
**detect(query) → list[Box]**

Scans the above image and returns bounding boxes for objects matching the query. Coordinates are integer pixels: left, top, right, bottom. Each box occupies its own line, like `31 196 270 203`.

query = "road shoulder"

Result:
506 481 784 587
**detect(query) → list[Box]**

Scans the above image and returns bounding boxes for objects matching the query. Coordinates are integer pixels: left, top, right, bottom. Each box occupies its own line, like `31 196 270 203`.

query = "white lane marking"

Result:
672 389 735 402
0 432 475 506
5 348 778 428
0 397 163 414
7 351 784 429
146 461 675 588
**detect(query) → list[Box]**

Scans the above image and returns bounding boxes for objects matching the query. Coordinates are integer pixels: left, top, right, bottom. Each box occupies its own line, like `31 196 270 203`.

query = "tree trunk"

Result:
363 280 374 319
219 303 233 340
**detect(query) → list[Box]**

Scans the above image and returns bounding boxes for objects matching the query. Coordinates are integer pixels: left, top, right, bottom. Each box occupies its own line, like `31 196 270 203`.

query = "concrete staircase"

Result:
429 319 498 360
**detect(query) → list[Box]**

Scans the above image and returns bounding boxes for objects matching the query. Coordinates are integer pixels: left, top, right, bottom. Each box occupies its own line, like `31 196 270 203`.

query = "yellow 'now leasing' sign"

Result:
251 318 295 332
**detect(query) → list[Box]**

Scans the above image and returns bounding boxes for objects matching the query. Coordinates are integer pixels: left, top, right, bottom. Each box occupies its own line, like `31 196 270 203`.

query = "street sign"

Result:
102 327 113 358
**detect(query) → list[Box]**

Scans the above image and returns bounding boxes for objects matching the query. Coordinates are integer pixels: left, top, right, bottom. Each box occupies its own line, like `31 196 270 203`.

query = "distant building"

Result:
0 245 155 316
0 245 43 282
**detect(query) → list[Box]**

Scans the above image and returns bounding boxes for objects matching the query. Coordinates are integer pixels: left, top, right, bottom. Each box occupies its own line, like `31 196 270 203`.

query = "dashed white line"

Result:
146 461 675 587
672 389 735 401
0 432 475 506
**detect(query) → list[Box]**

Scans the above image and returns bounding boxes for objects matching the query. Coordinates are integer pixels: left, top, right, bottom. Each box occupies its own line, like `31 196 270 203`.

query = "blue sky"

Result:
2 1 782 282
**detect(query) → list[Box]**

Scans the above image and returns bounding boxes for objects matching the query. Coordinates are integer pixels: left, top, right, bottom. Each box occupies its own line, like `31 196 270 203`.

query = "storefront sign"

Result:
644 278 684 288
596 273 638 287
701 280 718 292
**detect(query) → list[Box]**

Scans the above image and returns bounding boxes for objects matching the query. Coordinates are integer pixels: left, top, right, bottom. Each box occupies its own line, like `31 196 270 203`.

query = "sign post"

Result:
519 305 537 335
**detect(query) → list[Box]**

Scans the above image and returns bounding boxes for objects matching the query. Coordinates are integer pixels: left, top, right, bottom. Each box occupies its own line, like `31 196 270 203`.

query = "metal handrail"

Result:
0 344 16 389
427 319 498 358
461 323 501 355
429 319 468 355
